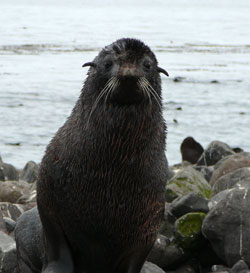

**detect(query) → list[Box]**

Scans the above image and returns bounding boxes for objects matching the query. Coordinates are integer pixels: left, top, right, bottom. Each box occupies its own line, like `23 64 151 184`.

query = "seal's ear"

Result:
157 67 169 77
82 62 97 68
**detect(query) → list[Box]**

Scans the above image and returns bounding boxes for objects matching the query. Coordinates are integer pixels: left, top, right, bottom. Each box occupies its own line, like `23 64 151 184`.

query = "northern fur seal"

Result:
23 38 168 273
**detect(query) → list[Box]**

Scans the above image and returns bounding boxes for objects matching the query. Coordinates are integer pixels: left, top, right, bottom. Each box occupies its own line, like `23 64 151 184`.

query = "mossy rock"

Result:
165 166 213 202
175 212 206 250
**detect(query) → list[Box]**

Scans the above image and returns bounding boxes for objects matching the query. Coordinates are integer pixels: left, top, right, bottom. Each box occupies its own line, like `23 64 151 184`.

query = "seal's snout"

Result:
119 64 140 78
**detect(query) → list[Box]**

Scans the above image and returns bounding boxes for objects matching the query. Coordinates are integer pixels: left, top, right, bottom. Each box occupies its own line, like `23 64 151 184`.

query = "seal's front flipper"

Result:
38 207 74 273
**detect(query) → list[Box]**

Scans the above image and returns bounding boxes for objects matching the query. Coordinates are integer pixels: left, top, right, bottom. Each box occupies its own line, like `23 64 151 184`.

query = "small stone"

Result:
176 264 195 273
0 202 24 221
211 264 230 272
3 217 16 233
170 193 209 218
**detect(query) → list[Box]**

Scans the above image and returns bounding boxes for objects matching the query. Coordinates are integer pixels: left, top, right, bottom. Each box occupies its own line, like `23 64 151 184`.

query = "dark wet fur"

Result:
19 38 168 273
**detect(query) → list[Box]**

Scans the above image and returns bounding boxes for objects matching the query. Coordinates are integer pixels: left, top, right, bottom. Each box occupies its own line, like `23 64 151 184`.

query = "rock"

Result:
0 180 31 203
175 264 195 273
210 154 250 186
141 262 165 273
147 234 185 269
165 166 212 202
0 202 24 221
0 211 7 233
160 203 177 239
0 159 19 181
175 212 206 250
211 264 230 272
208 189 233 210
0 230 17 273
194 165 214 182
3 218 16 234
15 207 43 273
213 167 250 193
202 187 250 267
180 137 204 164
169 193 209 218
198 242 224 268
231 260 249 273
20 161 39 183
197 141 235 167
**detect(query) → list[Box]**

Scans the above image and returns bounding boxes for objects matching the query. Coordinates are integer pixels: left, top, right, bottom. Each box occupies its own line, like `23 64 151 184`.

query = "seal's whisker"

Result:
138 78 152 106
141 77 162 109
105 77 119 105
86 77 115 127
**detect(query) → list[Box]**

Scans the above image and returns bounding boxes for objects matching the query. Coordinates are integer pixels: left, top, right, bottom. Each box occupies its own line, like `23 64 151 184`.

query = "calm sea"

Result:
1 0 250 168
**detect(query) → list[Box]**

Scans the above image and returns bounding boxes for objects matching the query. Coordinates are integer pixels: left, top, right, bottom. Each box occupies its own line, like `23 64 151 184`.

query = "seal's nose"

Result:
119 64 138 77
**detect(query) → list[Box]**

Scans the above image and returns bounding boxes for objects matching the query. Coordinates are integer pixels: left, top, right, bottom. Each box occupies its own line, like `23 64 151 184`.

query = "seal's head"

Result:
82 38 168 106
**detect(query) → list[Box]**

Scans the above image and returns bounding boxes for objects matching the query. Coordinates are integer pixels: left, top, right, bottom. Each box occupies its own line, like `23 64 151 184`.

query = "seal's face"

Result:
83 38 168 106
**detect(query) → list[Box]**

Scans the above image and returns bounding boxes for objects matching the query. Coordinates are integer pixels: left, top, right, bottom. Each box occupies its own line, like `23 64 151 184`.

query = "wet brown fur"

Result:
37 38 168 273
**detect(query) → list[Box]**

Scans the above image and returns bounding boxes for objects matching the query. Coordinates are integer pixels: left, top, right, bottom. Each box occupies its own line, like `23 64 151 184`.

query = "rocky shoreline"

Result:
1 138 250 273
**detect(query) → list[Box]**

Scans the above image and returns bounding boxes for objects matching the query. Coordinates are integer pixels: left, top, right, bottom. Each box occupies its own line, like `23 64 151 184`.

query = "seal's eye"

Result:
143 60 151 71
104 60 113 70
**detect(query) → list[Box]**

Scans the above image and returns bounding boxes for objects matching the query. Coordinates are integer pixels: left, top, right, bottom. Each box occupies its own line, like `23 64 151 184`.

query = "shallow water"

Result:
1 0 250 168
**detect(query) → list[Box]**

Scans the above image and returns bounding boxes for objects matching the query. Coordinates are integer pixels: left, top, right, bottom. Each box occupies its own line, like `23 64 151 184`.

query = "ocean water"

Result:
1 0 250 168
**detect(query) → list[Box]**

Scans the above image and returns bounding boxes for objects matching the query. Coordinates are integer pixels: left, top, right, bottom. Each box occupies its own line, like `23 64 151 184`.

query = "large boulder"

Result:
0 157 19 181
175 212 206 250
20 161 39 183
165 166 212 203
141 262 165 273
202 187 250 267
210 154 250 186
0 230 17 273
147 234 185 269
197 141 235 167
213 167 250 193
169 193 209 219
0 180 31 203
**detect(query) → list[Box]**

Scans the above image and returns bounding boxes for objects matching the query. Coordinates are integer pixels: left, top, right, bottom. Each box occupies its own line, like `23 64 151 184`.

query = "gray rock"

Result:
175 212 206 250
211 264 230 272
213 167 250 193
0 230 17 273
194 165 214 182
203 187 250 267
147 234 185 269
3 217 16 233
197 141 235 167
0 159 19 181
165 166 212 203
15 207 43 273
160 203 176 239
210 154 250 186
0 211 7 233
208 189 233 210
0 202 24 221
20 161 39 183
175 264 195 273
141 262 165 273
231 260 249 273
0 180 31 203
170 192 209 218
